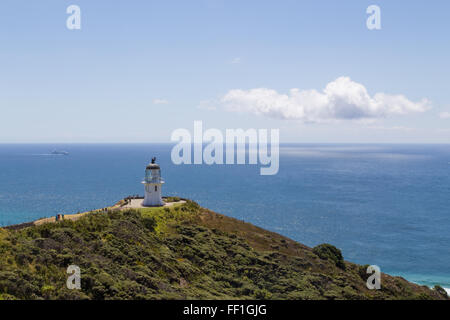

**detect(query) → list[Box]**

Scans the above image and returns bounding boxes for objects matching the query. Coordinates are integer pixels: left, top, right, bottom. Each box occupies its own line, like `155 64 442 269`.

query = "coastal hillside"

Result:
0 199 447 300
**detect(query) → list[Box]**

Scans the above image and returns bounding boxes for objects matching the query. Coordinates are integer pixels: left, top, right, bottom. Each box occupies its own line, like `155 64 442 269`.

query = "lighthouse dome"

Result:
144 158 163 185
146 163 160 170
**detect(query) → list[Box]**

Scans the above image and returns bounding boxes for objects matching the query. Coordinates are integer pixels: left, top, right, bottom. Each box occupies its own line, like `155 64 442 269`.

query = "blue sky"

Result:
0 0 449 143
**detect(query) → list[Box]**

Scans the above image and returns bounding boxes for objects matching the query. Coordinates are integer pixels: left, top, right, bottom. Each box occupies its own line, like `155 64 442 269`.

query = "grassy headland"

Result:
0 200 447 300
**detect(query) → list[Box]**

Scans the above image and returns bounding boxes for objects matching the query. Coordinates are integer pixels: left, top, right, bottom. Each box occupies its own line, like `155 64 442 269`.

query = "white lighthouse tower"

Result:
142 157 165 207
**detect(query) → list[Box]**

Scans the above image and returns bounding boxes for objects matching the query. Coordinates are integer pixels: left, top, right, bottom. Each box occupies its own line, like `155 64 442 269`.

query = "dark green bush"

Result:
358 264 370 280
141 216 157 232
312 243 346 270
434 285 448 298
164 196 181 202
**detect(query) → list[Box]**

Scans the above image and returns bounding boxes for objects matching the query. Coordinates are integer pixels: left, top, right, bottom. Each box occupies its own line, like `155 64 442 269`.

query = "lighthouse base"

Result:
121 198 185 210
142 192 164 206
142 183 164 207
142 198 165 207
141 179 165 206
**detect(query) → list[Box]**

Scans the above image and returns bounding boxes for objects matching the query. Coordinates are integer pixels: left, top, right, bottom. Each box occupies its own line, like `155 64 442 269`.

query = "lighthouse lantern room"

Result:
142 157 165 206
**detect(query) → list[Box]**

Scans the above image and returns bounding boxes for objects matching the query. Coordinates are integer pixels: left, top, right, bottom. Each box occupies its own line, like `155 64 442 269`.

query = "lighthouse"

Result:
142 157 165 206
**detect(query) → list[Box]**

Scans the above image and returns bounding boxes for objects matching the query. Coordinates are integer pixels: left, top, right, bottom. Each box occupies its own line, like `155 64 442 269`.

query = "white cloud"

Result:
230 57 241 64
439 112 450 119
221 77 431 122
153 99 169 105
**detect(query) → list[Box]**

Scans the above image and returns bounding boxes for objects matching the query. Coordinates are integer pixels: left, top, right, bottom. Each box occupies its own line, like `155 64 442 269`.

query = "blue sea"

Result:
0 143 449 291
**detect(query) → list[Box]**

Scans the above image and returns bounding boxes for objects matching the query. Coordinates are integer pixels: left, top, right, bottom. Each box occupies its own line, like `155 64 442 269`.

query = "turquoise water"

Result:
0 143 449 289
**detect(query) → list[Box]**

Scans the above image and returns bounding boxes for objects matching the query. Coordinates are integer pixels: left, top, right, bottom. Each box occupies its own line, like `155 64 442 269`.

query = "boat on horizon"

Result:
51 150 69 156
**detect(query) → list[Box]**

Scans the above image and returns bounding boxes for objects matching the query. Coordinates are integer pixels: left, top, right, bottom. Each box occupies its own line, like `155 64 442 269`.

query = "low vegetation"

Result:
0 200 447 300
312 244 346 270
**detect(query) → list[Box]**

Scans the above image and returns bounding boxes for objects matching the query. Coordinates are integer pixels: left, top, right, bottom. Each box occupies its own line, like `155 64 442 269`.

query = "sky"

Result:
0 0 449 143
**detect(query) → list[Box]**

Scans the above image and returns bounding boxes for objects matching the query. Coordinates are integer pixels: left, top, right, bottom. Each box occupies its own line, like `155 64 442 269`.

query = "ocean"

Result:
0 143 449 290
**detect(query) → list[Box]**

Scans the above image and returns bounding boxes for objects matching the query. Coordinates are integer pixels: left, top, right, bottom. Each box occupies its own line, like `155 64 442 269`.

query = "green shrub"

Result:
434 285 448 298
358 264 370 280
415 292 432 300
141 216 157 232
164 197 181 202
254 288 272 299
312 243 346 270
